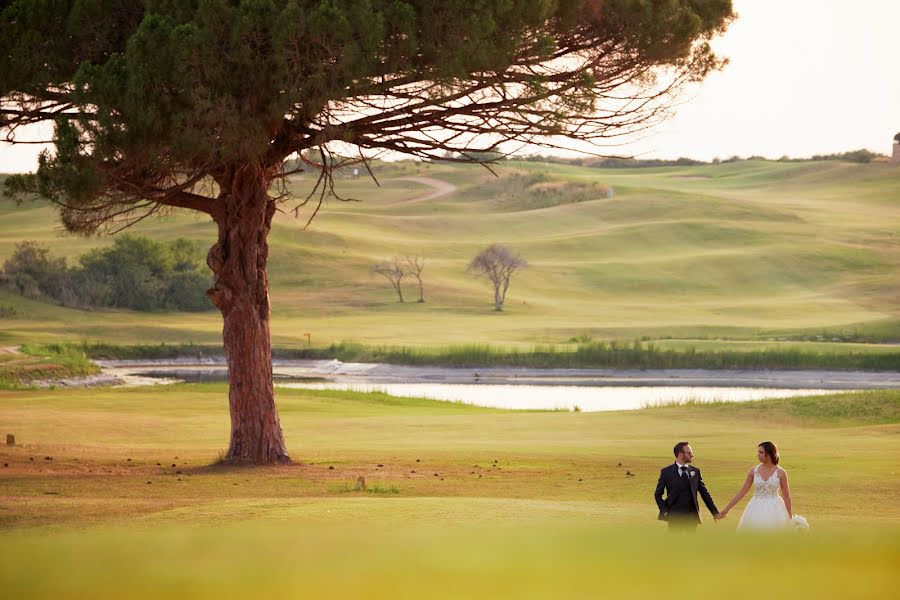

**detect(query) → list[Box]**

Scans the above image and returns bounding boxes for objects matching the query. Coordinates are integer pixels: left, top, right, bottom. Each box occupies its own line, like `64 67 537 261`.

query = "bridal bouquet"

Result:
791 515 810 532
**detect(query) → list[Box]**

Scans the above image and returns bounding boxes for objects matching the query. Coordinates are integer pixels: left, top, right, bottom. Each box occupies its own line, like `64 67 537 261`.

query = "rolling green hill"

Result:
1 159 898 350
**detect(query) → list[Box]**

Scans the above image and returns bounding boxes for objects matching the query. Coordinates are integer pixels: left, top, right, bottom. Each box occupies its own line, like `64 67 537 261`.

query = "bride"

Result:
718 441 792 529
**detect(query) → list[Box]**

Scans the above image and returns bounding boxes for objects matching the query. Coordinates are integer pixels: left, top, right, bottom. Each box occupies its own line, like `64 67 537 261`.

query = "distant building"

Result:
894 132 900 163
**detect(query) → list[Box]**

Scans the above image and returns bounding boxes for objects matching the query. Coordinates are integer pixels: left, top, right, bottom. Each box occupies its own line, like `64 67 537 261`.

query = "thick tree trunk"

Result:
207 164 289 464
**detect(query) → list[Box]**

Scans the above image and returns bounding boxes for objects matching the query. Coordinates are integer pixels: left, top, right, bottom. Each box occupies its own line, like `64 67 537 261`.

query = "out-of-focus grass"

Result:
0 521 897 600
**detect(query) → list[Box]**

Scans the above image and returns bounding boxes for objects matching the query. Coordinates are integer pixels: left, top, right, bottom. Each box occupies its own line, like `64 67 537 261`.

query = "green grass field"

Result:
0 385 898 598
2 159 898 596
2 159 899 352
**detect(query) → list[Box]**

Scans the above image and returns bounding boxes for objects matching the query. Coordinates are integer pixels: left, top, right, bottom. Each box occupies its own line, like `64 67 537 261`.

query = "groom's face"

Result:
679 445 694 463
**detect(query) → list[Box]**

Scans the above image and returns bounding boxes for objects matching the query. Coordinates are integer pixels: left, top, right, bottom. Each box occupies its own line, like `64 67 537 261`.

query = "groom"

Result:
654 441 721 531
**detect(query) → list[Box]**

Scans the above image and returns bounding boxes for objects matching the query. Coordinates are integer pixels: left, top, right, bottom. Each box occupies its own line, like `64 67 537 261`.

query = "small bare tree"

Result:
372 258 406 303
468 244 527 312
404 255 426 303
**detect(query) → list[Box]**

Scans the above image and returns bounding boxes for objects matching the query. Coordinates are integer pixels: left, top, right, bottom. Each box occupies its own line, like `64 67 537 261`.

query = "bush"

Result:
2 241 73 301
163 270 212 311
1 236 212 312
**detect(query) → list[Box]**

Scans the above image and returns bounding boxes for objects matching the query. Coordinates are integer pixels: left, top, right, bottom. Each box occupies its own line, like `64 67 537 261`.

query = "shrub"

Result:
1 236 211 311
2 241 72 301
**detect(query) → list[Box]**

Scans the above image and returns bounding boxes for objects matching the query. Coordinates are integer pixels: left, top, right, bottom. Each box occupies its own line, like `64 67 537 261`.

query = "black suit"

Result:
654 464 718 529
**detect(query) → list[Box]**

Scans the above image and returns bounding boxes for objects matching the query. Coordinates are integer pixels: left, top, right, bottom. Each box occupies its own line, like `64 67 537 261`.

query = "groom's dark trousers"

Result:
654 464 719 532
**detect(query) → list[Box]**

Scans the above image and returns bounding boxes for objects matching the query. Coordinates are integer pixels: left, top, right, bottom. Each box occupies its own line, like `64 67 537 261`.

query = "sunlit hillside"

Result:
1 159 898 348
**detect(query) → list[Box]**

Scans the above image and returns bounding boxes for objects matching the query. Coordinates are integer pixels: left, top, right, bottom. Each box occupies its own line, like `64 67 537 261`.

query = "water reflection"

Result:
277 382 847 412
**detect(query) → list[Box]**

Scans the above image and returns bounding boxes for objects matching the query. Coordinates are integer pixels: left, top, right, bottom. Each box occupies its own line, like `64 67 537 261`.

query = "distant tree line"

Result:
433 150 505 164
1 236 211 311
513 149 888 167
581 157 707 168
802 149 885 164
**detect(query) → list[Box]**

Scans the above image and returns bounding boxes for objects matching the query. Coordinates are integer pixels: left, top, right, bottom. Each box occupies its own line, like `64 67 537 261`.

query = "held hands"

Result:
714 511 728 521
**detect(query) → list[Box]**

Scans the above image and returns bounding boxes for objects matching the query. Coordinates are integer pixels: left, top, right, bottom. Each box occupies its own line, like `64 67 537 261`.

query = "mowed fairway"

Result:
1 159 899 348
1 385 898 598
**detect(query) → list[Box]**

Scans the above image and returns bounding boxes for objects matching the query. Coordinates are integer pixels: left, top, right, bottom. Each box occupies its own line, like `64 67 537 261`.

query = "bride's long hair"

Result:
758 441 779 465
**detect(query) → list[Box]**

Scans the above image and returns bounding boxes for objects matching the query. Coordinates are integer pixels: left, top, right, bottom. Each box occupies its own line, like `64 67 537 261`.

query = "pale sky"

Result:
1 0 898 172
627 0 900 161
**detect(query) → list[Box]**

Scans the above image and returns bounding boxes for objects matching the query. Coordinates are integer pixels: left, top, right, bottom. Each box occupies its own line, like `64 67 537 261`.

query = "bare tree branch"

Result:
372 257 406 303
468 244 527 312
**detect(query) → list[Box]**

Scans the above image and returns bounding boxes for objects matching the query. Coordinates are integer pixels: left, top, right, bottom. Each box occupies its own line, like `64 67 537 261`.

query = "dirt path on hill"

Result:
0 346 31 366
391 177 458 202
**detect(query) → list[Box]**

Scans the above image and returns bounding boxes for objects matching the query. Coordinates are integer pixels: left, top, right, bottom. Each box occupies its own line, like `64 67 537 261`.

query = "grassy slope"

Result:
0 386 898 598
1 160 898 350
0 344 98 385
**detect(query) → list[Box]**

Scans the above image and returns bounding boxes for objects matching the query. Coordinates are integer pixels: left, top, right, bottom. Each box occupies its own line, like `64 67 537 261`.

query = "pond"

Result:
93 359 892 411
276 382 848 412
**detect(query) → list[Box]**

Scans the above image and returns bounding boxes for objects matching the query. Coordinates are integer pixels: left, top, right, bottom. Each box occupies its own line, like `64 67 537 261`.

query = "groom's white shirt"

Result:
674 461 689 472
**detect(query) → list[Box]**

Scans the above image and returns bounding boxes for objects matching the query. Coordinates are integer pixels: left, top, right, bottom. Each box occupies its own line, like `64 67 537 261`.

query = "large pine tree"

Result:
1 0 733 463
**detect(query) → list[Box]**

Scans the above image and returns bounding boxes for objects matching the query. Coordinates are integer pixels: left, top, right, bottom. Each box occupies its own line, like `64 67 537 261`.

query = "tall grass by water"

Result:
75 339 900 370
1 523 896 600
0 343 97 385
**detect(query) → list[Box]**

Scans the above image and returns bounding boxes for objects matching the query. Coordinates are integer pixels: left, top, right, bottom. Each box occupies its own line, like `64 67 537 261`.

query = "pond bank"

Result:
93 358 900 390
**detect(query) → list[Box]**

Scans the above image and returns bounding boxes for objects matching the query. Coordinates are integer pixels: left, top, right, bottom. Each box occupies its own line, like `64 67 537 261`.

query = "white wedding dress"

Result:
737 465 790 530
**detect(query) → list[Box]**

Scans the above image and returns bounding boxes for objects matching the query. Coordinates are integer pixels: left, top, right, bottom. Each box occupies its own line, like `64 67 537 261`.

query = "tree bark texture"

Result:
207 164 289 464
